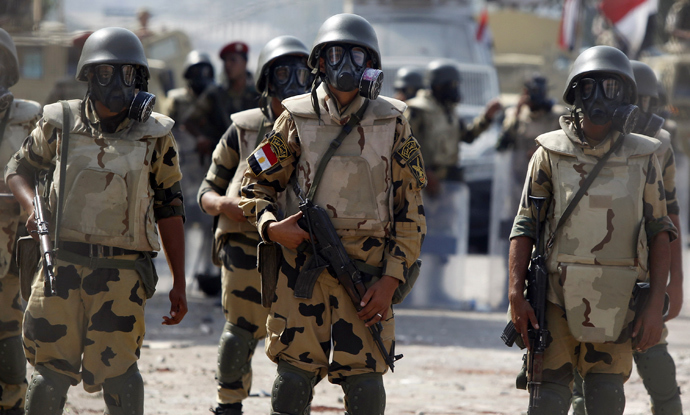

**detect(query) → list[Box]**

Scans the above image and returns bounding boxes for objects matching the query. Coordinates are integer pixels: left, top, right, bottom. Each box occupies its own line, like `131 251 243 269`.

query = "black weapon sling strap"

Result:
255 116 269 148
546 134 626 249
54 101 72 260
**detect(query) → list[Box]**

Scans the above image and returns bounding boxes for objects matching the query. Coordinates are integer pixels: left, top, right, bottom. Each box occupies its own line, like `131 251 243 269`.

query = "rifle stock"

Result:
33 177 56 297
293 182 402 372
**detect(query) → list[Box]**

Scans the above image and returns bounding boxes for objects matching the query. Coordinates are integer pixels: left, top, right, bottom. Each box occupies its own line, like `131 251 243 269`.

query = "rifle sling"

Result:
255 116 268 148
306 99 369 200
546 134 626 248
54 101 71 259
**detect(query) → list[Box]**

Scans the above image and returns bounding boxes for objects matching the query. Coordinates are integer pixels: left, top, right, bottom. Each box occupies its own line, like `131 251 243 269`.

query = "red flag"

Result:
559 0 581 51
476 7 489 42
600 0 658 56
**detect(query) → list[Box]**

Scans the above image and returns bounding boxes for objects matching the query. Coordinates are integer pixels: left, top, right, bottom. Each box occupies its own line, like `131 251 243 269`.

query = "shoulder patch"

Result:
248 131 291 175
394 136 426 187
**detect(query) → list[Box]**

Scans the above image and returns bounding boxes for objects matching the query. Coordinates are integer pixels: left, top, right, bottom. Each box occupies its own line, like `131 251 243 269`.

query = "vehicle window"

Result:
18 47 43 79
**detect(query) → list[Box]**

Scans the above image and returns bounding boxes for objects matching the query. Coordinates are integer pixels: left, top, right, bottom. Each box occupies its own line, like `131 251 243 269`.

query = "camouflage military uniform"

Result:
216 78 260 128
240 84 426 383
3 98 184 392
404 89 490 179
510 116 676 390
198 108 274 405
0 99 41 412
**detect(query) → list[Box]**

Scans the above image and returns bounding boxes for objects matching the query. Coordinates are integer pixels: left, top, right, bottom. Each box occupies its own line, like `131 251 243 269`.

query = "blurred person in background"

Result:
392 66 423 102
0 27 42 415
198 35 311 415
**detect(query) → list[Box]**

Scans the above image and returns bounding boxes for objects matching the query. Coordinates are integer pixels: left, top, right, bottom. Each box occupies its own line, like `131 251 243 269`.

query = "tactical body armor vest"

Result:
405 89 459 168
42 99 174 252
537 119 660 342
215 108 269 240
281 85 406 238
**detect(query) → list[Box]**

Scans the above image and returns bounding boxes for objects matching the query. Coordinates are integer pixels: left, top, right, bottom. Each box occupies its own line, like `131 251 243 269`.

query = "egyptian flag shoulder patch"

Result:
248 131 291 175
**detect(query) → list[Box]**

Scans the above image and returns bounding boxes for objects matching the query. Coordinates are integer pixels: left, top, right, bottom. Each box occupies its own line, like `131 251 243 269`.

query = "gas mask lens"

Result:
579 77 621 100
94 64 136 87
273 65 311 86
326 45 367 67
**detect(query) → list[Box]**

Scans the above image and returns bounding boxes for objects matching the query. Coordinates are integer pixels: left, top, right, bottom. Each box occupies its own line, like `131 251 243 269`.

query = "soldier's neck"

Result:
582 117 611 145
327 85 358 109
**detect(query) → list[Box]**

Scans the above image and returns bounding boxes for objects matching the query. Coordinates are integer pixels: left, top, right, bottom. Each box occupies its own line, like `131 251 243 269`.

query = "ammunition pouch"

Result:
258 241 283 308
16 235 40 301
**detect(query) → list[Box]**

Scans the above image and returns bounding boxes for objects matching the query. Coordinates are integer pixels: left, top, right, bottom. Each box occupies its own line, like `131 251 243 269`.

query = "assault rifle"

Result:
292 181 402 372
33 176 56 296
500 195 550 411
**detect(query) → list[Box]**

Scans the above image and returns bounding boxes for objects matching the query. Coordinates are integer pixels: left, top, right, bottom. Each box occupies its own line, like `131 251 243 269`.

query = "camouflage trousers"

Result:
266 248 395 384
0 213 27 411
23 255 146 392
217 236 268 405
543 301 633 388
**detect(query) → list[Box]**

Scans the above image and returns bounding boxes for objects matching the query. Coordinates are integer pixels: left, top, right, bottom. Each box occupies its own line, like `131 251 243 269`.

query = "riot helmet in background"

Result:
255 35 311 102
0 28 19 112
427 59 461 105
524 74 554 112
183 51 215 96
631 60 665 137
393 66 424 101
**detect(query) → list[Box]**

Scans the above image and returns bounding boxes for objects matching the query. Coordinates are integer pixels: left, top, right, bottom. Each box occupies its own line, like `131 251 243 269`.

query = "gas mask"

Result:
186 63 214 96
526 78 553 112
89 63 155 123
322 44 384 100
268 55 311 101
634 110 665 137
432 80 461 105
576 75 638 135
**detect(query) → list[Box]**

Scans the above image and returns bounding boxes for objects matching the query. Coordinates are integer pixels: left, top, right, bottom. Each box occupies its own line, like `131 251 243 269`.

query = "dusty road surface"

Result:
53 275 690 415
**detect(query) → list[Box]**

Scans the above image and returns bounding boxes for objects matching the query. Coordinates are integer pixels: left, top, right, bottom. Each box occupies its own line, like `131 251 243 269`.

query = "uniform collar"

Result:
319 83 367 124
561 115 620 157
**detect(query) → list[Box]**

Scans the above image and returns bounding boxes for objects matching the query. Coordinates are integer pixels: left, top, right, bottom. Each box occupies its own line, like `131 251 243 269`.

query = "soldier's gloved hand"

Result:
358 275 399 327
163 284 187 325
633 298 664 352
509 292 538 351
266 212 310 250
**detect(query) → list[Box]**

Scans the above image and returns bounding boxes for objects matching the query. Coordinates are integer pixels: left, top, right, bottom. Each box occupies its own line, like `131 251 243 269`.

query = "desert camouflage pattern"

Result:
655 129 679 216
510 116 676 343
6 99 181 252
0 99 41 411
217 237 268 404
240 84 426 381
199 108 273 238
23 255 146 392
541 301 634 389
197 107 272 405
500 104 564 209
404 89 490 175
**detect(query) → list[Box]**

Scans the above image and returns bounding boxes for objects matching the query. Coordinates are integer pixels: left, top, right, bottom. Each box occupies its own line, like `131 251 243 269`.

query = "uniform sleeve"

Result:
239 112 298 241
496 106 518 151
151 131 185 220
509 146 553 240
197 125 240 213
659 148 679 215
4 117 58 181
385 116 427 282
461 113 491 144
643 154 678 241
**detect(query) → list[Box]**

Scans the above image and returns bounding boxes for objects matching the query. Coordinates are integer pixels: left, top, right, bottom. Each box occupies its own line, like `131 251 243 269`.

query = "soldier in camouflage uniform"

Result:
571 60 684 415
0 28 42 415
198 35 311 415
404 59 501 197
508 46 676 415
4 27 187 415
239 14 426 415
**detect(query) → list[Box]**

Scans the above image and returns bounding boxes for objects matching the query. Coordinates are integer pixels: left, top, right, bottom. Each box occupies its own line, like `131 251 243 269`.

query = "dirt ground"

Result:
52 275 690 415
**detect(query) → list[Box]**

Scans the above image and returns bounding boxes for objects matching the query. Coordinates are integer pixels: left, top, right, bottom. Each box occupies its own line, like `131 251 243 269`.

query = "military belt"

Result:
354 260 382 278
58 241 143 270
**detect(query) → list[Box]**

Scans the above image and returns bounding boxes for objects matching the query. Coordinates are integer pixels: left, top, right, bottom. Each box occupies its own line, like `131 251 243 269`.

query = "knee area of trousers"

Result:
25 366 72 415
271 361 317 415
217 323 257 385
583 373 625 415
102 363 144 415
528 382 571 415
0 336 26 384
342 373 386 415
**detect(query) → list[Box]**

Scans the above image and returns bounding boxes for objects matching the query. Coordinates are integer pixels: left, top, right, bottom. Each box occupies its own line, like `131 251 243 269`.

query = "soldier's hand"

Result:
163 285 187 325
220 196 247 223
633 300 664 351
425 169 441 198
509 293 538 351
26 210 39 242
665 279 683 321
358 275 399 327
484 98 503 121
266 212 310 250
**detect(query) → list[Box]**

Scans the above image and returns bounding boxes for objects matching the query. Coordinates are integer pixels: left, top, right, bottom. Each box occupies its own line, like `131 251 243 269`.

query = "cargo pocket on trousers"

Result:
265 314 289 363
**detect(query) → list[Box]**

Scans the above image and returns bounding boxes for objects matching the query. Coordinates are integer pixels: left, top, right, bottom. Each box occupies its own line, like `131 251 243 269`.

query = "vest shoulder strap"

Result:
230 108 264 132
